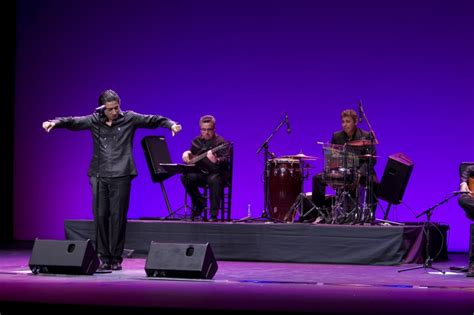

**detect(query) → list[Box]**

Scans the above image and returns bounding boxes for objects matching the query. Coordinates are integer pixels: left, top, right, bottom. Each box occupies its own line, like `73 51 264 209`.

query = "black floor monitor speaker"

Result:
377 153 414 204
145 242 218 279
29 239 100 275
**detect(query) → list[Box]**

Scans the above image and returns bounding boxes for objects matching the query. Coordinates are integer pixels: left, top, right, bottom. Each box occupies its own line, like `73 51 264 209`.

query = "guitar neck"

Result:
189 143 227 164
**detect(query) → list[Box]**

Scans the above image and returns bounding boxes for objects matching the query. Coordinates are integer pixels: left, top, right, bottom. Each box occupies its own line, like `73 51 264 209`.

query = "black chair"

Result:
190 143 234 222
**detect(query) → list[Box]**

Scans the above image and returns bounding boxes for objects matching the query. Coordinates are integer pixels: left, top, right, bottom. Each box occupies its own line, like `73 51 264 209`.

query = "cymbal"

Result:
347 139 376 146
280 153 320 160
358 154 380 159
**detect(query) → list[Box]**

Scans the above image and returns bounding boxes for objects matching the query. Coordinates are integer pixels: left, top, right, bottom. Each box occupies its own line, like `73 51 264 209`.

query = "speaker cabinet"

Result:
145 242 218 279
377 153 414 204
29 239 100 275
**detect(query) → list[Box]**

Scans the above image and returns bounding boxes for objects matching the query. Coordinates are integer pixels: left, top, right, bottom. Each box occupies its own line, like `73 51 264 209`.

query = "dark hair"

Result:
98 89 120 106
341 109 358 123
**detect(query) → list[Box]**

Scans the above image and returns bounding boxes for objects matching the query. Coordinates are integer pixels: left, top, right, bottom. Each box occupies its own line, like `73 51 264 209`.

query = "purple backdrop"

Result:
14 1 473 251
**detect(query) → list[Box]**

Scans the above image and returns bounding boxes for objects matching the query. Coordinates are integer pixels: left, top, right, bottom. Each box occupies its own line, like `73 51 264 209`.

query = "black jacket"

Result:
53 110 176 178
330 128 376 177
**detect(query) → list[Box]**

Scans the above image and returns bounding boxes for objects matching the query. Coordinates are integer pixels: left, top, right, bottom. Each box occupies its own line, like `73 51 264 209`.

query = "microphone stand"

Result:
397 192 462 274
358 101 387 225
237 114 287 222
94 114 103 269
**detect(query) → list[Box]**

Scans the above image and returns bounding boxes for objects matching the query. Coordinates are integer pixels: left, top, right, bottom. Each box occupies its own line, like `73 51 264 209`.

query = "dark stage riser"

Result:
64 220 446 266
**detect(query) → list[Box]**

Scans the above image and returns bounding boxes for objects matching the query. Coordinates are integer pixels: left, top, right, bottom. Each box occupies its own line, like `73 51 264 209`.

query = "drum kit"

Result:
265 140 378 224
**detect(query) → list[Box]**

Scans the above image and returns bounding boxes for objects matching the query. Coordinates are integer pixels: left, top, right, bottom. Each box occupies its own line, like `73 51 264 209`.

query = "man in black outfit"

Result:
311 109 378 223
42 89 182 271
458 165 474 277
181 115 230 222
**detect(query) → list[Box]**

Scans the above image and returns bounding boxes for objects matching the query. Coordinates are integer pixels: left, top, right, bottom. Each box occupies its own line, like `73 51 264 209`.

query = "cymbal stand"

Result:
358 101 379 224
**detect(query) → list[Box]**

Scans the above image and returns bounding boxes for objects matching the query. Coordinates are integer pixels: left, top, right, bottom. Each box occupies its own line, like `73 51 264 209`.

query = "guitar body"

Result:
469 177 474 192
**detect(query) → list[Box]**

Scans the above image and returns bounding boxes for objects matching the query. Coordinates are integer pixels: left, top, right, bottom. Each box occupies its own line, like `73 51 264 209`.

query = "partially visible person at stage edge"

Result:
310 109 378 223
181 115 230 222
458 164 474 277
42 89 182 271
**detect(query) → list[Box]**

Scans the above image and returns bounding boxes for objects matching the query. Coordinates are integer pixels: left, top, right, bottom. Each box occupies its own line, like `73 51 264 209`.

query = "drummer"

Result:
311 109 378 223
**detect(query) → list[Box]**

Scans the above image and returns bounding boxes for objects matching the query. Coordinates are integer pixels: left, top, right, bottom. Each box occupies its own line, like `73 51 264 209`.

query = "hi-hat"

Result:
280 153 319 160
347 139 376 146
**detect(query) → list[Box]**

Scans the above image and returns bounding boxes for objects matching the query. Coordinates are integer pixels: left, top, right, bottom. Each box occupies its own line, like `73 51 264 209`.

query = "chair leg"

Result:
203 187 208 221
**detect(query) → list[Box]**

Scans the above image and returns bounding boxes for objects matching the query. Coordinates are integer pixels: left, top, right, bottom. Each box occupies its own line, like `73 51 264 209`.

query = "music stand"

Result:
141 136 199 220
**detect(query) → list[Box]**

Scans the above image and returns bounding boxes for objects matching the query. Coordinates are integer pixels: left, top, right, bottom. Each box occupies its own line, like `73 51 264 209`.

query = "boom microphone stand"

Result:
237 113 289 222
398 191 465 273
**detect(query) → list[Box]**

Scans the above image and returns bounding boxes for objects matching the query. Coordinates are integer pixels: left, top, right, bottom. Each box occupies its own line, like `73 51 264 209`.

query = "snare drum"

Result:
267 158 303 222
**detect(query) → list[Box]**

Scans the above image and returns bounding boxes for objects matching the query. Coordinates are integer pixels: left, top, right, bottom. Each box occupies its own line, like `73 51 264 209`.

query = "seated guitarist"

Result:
181 115 230 222
459 164 474 277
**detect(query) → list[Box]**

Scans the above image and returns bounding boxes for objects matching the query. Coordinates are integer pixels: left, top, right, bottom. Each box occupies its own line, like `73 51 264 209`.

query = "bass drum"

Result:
267 158 303 222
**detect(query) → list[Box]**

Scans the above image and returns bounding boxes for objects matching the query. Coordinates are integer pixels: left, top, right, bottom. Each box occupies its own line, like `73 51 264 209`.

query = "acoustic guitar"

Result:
469 177 474 193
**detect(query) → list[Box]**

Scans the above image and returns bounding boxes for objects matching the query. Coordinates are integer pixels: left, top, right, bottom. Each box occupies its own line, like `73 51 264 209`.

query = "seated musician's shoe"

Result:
111 262 122 271
191 206 204 221
466 264 474 277
208 216 218 222
97 262 111 272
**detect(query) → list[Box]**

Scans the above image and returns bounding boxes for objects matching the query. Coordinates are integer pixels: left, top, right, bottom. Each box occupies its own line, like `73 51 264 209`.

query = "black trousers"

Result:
181 173 226 218
459 195 474 263
90 176 131 264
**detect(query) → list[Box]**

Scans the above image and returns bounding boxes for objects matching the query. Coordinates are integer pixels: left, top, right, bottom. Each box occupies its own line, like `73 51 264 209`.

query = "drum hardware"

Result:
357 101 383 224
284 192 325 223
330 189 360 224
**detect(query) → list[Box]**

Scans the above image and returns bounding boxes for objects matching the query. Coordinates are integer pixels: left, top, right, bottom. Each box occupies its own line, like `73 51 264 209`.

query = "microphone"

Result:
358 101 363 123
454 191 470 195
285 113 291 134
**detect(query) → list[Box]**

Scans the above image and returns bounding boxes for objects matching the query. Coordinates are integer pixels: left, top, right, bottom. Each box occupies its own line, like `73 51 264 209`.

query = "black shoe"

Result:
466 263 474 277
111 262 122 271
97 262 111 271
450 266 469 272
191 206 204 221
208 216 218 222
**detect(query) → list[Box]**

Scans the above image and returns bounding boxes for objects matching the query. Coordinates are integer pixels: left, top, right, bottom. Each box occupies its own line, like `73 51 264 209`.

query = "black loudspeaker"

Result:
377 153 414 204
29 239 100 275
145 242 218 279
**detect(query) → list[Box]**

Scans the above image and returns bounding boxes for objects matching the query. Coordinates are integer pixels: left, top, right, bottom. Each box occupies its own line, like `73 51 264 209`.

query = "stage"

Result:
64 219 449 266
0 246 472 315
